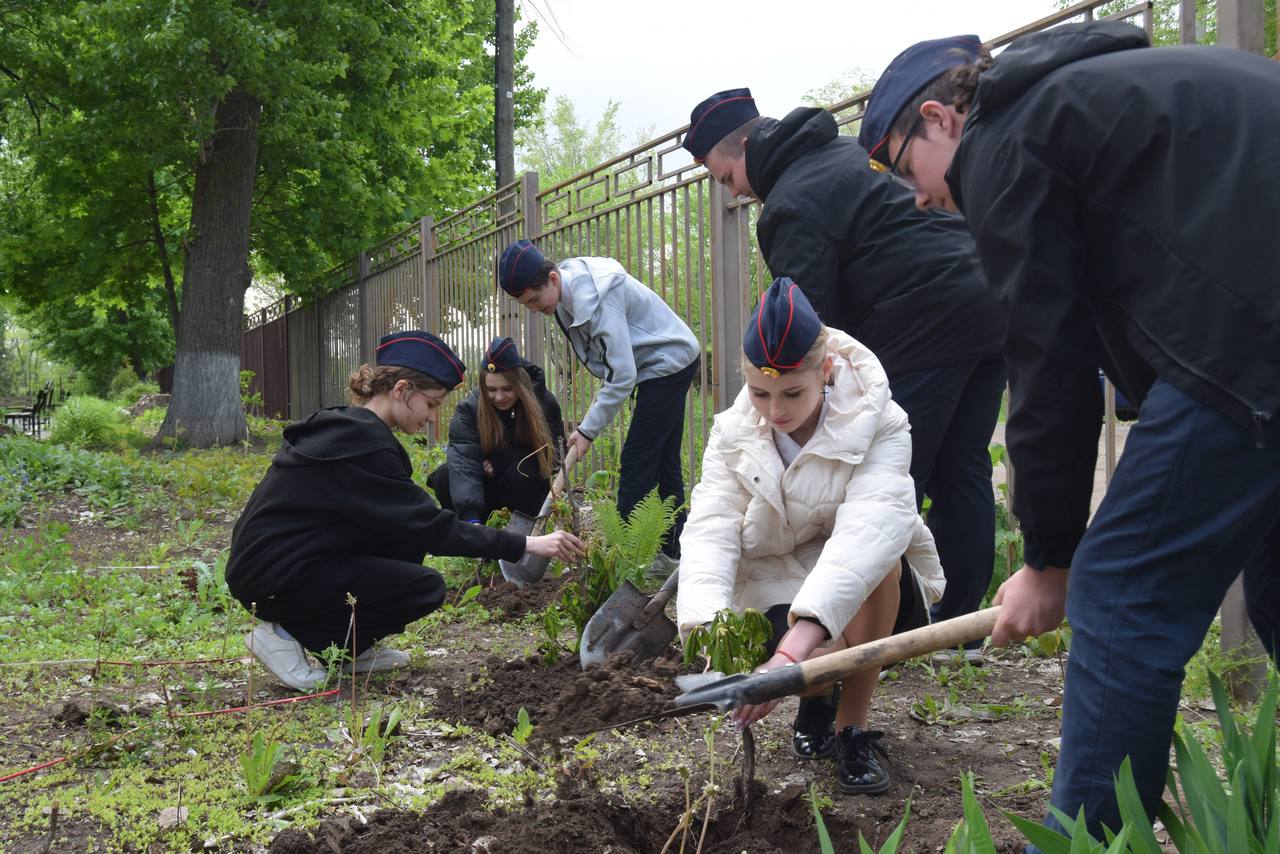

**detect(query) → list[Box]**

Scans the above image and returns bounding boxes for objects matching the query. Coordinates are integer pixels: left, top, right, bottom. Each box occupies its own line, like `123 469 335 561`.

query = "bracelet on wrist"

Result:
775 648 799 665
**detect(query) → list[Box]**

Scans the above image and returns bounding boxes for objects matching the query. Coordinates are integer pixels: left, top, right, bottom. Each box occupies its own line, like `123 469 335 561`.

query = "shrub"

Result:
50 395 127 449
113 380 160 406
107 364 141 399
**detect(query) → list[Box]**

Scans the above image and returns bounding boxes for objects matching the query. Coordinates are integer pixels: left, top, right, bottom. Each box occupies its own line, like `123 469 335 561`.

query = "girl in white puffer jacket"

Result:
677 277 945 796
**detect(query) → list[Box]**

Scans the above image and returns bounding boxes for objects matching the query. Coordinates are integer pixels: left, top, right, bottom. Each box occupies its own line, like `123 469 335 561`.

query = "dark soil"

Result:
428 648 696 739
472 573 568 620
269 781 892 854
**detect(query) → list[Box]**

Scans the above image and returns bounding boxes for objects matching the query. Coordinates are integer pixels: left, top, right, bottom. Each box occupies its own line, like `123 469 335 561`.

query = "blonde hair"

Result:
741 326 830 377
476 367 555 479
346 364 444 404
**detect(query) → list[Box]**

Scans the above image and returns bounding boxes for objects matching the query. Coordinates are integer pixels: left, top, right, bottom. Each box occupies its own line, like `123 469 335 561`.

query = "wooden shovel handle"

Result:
549 443 581 502
796 607 1001 691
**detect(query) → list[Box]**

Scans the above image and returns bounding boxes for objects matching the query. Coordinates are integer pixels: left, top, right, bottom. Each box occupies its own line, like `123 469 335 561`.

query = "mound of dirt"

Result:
430 648 697 740
269 782 869 854
472 574 567 620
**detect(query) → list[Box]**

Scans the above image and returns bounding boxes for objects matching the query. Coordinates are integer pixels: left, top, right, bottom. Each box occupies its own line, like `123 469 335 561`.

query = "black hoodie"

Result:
226 406 525 601
746 107 1004 377
948 22 1280 569
444 362 566 523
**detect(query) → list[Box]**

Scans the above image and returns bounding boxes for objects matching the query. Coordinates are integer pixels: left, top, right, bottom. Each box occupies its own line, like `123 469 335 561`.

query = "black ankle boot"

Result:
791 693 838 760
835 725 890 794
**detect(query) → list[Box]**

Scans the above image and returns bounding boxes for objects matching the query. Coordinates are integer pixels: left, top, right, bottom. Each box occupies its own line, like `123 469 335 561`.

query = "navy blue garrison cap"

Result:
743 278 823 377
483 337 522 373
683 88 759 162
376 331 467 390
498 239 547 296
859 35 982 169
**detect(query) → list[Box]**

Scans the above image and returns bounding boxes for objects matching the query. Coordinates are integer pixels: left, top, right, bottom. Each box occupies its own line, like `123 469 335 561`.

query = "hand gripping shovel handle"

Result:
675 607 1001 712
528 443 581 535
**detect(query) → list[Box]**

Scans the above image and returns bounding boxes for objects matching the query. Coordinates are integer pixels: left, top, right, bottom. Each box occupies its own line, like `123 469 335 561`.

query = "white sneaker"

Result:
930 648 987 667
342 645 411 674
245 624 326 691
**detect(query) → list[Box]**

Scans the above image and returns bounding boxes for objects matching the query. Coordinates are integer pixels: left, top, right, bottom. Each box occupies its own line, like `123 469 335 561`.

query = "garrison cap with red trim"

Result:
376 330 466 390
682 88 759 162
498 239 546 296
483 336 522 373
743 277 822 378
858 35 982 169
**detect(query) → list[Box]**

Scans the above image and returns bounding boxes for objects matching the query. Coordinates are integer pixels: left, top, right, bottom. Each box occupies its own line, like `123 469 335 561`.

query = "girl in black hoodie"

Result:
226 331 584 691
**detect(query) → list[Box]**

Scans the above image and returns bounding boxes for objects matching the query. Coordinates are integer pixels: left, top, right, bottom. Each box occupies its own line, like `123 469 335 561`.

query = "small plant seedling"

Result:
684 608 773 675
512 707 534 745
241 732 301 802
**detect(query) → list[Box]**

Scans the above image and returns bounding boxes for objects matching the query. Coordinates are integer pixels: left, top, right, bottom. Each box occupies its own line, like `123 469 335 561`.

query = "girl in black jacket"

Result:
226 331 584 692
427 337 565 524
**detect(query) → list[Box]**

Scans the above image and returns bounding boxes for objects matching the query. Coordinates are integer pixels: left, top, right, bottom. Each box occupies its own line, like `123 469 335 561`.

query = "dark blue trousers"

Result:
890 354 1006 645
617 358 698 557
1043 379 1280 843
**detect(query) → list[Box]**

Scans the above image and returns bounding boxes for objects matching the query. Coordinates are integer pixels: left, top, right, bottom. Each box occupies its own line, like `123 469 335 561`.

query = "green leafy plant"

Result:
347 703 403 766
591 488 678 593
50 396 128 450
240 732 301 801
512 707 534 745
1159 670 1278 852
683 608 772 675
1006 670 1278 852
943 771 1004 853
239 370 264 415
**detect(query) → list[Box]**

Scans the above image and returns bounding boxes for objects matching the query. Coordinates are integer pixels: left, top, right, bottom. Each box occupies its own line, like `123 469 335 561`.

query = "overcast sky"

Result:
519 0 1060 145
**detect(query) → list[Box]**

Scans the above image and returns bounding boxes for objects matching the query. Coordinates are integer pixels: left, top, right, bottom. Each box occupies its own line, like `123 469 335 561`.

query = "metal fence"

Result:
244 0 1154 485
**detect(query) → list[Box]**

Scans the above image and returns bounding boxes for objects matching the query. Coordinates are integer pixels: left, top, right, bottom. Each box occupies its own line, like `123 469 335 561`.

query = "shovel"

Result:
579 566 679 669
498 444 580 587
672 606 1001 712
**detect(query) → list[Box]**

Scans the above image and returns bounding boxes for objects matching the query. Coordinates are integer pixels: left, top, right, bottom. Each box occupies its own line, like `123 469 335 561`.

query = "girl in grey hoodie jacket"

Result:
499 240 700 556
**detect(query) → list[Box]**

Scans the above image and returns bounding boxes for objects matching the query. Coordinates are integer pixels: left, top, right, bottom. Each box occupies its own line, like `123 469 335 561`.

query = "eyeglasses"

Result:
868 114 922 190
889 114 922 177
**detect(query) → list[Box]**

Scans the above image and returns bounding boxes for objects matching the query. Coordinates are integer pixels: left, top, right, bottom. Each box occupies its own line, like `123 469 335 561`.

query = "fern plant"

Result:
591 487 678 592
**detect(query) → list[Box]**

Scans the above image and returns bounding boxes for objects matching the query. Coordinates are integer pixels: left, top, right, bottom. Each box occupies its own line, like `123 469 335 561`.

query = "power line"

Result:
520 0 579 58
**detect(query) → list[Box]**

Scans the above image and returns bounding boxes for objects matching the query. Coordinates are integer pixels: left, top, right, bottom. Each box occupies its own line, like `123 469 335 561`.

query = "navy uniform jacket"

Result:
745 107 1005 379
947 22 1280 568
226 406 525 601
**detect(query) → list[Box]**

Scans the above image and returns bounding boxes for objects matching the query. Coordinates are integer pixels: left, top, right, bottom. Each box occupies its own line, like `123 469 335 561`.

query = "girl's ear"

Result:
822 354 834 385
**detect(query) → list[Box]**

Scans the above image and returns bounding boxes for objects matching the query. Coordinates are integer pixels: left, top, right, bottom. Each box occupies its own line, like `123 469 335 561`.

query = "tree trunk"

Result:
155 87 260 447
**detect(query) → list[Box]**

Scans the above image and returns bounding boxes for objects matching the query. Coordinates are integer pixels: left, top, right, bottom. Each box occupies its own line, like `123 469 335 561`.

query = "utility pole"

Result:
495 0 515 190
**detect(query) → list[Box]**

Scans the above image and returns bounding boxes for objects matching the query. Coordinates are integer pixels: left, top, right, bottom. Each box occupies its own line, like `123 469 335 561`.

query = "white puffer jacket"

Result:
677 328 946 642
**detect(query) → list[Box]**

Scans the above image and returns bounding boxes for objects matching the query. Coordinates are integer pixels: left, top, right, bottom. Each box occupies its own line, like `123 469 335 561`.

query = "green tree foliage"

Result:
1055 0 1276 53
0 0 542 444
518 95 626 187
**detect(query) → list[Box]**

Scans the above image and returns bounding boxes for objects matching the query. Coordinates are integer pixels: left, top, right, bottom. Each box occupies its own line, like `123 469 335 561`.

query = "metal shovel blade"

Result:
579 580 678 668
498 445 581 588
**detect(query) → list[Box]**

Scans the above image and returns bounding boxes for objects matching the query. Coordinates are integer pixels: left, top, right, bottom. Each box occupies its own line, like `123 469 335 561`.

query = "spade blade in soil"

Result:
579 570 679 669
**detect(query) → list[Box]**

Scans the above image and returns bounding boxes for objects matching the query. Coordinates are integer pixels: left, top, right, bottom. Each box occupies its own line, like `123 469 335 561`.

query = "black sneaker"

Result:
835 725 890 795
791 693 838 760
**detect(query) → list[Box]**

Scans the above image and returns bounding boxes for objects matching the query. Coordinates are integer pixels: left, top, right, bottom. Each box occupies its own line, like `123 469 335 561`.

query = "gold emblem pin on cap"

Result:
759 366 780 378
487 362 497 372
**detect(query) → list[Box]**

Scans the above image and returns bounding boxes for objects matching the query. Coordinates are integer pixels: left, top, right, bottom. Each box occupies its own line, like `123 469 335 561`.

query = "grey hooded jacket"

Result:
554 257 699 439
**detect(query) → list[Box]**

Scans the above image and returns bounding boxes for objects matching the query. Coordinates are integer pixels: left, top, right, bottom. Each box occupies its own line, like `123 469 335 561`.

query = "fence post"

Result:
282 296 292 420
709 181 745 412
521 171 545 367
357 251 372 364
1216 0 1267 703
1218 0 1264 52
420 216 437 333
1179 0 1197 43
418 216 439 443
